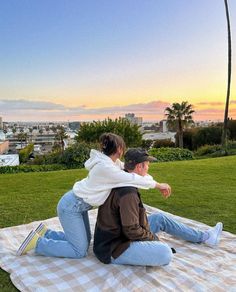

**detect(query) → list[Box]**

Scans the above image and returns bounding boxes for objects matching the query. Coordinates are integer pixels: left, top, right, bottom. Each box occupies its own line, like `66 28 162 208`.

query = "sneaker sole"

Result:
215 222 223 245
34 223 45 234
16 230 35 256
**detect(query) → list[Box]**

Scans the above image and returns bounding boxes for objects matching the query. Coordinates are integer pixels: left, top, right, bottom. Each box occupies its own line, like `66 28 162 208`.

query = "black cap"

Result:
124 148 157 165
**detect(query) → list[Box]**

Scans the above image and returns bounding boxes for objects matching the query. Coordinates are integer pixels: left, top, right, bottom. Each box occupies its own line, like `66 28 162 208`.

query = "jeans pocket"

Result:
74 197 92 213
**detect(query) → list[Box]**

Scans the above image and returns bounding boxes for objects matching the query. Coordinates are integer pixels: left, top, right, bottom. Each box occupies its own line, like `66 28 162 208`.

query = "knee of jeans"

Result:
73 245 88 259
161 245 173 265
153 212 165 224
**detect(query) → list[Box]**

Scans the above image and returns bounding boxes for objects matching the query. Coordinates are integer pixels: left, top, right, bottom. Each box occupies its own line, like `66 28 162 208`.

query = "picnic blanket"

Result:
1 205 236 292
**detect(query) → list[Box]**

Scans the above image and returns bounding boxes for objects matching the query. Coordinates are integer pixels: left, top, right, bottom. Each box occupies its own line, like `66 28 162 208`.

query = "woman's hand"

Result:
155 183 171 198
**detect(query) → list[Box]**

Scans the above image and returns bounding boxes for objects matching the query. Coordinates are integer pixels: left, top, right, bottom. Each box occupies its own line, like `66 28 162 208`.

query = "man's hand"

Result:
155 183 171 198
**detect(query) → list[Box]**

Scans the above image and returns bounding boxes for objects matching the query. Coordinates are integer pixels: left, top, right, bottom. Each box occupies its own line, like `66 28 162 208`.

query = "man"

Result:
93 148 223 266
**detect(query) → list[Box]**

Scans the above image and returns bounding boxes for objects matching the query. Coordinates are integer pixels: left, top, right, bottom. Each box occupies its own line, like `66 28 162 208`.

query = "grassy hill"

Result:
1 156 236 290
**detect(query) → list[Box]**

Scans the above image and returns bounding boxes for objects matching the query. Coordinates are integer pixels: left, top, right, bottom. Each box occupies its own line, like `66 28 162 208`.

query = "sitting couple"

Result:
17 133 223 266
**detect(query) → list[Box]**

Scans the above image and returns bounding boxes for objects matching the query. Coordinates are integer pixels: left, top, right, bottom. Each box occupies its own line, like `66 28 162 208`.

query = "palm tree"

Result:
54 126 68 152
28 128 33 142
165 101 195 148
222 0 232 149
17 132 28 149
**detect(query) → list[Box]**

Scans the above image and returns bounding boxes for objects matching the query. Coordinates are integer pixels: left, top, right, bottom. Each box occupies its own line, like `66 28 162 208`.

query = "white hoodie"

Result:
73 149 157 206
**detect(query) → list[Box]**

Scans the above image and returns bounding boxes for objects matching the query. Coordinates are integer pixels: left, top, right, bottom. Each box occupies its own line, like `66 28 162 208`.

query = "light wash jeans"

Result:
111 212 205 266
35 190 92 258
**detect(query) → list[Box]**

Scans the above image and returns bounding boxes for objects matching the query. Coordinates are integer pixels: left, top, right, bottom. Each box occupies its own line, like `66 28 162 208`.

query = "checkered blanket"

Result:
1 205 236 291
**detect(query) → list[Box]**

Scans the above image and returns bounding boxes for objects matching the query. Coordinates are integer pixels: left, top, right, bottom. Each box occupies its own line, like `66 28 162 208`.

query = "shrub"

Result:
19 144 34 163
59 142 97 168
0 164 67 174
195 144 222 156
195 141 236 158
30 142 97 168
141 139 153 150
152 139 175 148
228 120 236 140
228 140 236 149
76 117 142 147
192 127 222 150
149 147 194 162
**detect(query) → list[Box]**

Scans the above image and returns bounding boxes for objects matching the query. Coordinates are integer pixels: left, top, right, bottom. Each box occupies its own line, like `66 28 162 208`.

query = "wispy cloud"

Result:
196 102 224 106
1 98 235 122
0 99 170 121
0 99 65 111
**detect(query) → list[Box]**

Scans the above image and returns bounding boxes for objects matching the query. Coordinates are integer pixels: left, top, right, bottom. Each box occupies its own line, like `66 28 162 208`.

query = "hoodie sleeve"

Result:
91 162 157 189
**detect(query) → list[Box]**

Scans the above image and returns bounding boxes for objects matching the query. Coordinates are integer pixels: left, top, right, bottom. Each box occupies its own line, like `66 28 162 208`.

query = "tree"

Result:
76 118 142 147
165 101 195 148
12 127 16 135
222 0 232 149
28 128 33 142
54 126 68 152
17 132 28 148
38 128 43 135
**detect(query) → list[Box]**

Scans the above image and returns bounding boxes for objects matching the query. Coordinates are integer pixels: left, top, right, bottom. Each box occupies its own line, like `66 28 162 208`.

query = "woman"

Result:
17 133 171 258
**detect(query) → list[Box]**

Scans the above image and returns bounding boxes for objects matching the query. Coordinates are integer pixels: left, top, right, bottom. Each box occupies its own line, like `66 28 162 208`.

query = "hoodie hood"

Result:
84 149 112 171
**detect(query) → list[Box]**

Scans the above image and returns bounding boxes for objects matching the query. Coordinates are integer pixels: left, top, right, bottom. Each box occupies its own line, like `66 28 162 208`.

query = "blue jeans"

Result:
111 212 204 266
35 190 92 258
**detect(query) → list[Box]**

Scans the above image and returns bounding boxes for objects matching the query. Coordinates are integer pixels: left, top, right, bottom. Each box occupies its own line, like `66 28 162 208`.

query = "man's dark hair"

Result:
124 148 156 170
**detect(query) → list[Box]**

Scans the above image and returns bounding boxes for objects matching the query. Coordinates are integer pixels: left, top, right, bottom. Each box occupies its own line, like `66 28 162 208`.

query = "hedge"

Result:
149 147 194 162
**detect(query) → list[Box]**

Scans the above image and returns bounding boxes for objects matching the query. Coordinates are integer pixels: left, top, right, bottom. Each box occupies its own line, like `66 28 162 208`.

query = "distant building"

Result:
125 113 143 125
142 124 160 132
159 120 168 133
142 132 176 142
0 117 3 130
0 141 9 154
68 121 80 131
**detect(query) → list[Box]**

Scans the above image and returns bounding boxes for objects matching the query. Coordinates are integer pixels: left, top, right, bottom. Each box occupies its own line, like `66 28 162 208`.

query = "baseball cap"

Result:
124 148 157 165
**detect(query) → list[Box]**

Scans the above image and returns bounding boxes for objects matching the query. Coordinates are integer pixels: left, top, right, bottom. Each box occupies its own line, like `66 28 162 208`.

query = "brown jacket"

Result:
93 186 158 264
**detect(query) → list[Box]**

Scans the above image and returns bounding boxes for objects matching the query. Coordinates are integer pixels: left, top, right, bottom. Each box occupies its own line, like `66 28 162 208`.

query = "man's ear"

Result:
135 163 141 173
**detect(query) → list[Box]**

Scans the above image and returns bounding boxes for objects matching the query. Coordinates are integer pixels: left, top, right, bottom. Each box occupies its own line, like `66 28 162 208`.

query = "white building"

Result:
125 113 143 125
142 132 176 142
0 154 19 166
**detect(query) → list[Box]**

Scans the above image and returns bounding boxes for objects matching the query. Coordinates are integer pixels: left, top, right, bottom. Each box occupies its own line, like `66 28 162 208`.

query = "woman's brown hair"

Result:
99 133 126 156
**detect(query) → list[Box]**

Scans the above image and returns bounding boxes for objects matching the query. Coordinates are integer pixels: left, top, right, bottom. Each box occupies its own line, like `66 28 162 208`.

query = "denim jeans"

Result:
111 212 204 266
35 190 92 258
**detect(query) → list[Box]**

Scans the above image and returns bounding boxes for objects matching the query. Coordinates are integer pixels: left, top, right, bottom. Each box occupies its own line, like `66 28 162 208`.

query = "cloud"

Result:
0 99 170 119
196 102 224 106
0 99 65 111
0 98 235 122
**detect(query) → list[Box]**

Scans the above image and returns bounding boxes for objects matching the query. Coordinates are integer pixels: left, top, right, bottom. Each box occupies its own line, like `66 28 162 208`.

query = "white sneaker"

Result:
204 222 223 246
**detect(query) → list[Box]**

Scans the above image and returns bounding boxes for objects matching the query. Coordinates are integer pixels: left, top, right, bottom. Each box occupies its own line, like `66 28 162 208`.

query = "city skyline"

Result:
0 1 235 122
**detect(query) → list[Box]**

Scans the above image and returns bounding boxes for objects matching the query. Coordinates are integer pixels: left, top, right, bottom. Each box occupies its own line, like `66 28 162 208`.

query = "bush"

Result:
141 139 153 150
19 144 34 163
192 127 222 150
195 141 236 158
149 147 194 162
0 164 67 174
228 140 236 149
195 144 222 156
228 120 236 140
59 142 97 168
76 118 142 147
152 139 175 148
30 142 97 168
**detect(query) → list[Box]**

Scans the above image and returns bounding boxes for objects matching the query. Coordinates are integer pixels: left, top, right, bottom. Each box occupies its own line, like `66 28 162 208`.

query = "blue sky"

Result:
0 0 235 121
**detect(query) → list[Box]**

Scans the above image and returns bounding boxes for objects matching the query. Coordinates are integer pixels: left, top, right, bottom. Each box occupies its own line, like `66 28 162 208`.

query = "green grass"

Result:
1 156 236 291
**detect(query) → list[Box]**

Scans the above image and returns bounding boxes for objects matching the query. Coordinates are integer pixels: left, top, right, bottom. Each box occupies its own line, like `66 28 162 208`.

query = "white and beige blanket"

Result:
0 205 236 291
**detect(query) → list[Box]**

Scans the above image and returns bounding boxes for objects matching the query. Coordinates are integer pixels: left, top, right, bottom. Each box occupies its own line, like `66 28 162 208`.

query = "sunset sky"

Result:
0 0 235 122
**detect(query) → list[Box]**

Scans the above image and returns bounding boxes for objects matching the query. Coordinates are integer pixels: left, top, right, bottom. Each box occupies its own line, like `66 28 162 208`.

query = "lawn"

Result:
1 156 236 291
